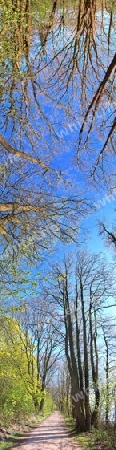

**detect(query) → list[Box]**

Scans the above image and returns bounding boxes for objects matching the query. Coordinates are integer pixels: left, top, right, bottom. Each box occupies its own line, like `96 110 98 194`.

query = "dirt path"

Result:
12 411 82 450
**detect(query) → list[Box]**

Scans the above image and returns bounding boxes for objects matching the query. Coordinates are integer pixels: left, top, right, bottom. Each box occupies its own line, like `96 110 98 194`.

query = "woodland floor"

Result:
12 411 82 450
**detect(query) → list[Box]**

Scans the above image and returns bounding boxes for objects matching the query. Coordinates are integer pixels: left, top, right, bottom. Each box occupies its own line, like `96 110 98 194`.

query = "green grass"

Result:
0 391 55 450
0 435 18 450
0 411 53 450
77 428 116 450
65 417 116 450
0 444 12 450
65 417 75 429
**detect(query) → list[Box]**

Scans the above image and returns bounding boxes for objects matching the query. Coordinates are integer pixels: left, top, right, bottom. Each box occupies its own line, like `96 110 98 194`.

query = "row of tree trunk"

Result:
54 257 110 431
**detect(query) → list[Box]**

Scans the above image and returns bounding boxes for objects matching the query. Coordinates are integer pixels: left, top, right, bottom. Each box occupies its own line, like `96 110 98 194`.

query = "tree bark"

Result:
80 277 91 430
40 382 45 413
64 269 86 431
89 291 100 427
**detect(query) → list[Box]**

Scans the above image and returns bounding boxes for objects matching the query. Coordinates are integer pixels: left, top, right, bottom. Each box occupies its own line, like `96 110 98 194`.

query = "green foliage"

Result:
99 379 116 420
32 0 53 20
0 0 30 70
77 428 116 450
65 418 116 450
0 315 56 427
0 316 37 425
0 443 12 450
44 392 56 416
106 0 116 12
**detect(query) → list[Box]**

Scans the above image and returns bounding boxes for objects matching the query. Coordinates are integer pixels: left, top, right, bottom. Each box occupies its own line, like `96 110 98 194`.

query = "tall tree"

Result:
14 296 59 412
49 253 115 430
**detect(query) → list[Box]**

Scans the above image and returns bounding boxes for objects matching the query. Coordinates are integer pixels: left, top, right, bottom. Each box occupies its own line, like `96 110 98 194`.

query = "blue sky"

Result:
0 3 116 313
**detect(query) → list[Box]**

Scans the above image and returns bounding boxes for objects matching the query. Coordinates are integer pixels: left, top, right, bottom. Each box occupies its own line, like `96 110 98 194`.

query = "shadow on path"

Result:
12 412 80 450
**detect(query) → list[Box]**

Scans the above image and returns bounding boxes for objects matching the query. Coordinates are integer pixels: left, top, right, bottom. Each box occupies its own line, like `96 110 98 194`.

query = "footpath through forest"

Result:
12 411 82 450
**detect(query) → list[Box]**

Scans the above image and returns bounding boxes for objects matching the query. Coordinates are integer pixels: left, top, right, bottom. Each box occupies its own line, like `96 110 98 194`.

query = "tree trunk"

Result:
40 382 45 413
32 394 39 411
89 293 100 428
104 336 109 426
63 268 88 431
39 396 44 413
80 278 91 430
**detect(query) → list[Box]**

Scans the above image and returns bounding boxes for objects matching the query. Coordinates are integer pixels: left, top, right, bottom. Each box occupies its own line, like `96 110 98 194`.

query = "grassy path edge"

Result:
65 417 116 450
0 413 52 450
